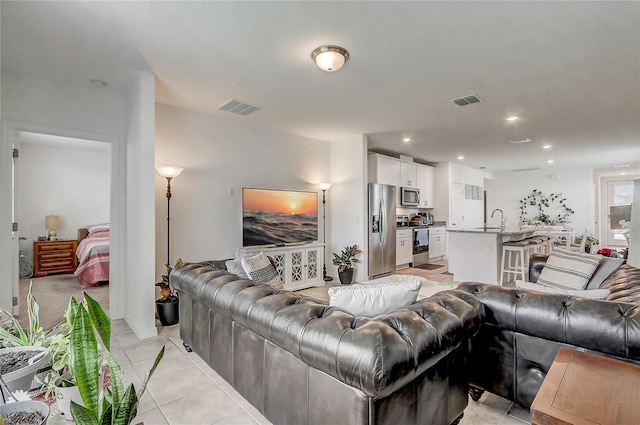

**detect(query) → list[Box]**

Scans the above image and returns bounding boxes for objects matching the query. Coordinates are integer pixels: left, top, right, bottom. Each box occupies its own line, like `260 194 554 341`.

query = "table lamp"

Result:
45 215 59 240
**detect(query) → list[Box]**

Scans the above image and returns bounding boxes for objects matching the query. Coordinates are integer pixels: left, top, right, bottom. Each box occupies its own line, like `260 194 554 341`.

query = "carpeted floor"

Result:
18 274 109 330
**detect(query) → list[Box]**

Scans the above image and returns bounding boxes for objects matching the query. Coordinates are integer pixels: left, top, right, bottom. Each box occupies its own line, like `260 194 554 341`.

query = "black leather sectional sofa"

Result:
171 261 484 425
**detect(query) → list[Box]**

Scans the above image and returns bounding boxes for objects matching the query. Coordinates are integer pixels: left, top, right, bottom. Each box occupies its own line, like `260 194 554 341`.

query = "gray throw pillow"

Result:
241 252 284 288
225 258 249 279
585 257 625 290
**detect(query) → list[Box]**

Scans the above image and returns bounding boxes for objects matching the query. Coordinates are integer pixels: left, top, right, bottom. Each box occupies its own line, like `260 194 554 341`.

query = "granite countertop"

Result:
447 227 536 236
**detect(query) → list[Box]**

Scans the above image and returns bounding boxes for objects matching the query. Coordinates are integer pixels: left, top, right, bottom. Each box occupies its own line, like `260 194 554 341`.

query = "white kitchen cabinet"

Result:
396 229 413 267
400 161 417 187
416 164 434 208
429 227 445 259
368 154 400 187
236 243 324 290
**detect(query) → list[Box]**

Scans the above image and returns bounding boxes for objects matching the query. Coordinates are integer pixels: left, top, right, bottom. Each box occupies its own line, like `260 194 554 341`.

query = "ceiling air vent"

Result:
218 99 260 116
512 167 542 172
451 94 482 107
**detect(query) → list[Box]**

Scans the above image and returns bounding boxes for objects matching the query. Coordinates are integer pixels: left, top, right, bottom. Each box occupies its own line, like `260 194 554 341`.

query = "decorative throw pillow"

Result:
537 249 603 291
328 277 421 317
225 258 249 279
241 252 283 289
516 280 610 300
585 257 625 290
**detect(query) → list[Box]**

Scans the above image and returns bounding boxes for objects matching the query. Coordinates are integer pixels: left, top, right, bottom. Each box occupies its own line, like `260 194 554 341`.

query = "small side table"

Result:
531 348 640 425
33 240 78 277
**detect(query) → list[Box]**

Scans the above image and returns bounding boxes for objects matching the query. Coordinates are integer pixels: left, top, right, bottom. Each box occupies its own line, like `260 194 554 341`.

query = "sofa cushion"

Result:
585 256 626 289
241 252 283 289
600 263 640 305
537 249 602 290
516 280 610 300
328 277 421 317
226 257 249 279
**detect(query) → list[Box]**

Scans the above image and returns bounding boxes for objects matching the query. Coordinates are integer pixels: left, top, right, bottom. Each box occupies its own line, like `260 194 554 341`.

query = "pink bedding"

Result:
75 228 109 288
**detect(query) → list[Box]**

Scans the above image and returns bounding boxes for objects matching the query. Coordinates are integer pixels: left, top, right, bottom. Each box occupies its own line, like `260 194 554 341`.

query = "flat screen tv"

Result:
242 187 319 247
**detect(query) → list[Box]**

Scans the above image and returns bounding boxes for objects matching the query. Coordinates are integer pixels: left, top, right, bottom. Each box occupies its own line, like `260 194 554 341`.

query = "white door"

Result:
606 180 633 246
450 182 464 228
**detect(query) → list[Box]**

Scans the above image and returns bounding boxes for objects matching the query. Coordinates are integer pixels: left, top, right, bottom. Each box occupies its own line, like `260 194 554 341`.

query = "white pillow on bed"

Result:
86 223 110 233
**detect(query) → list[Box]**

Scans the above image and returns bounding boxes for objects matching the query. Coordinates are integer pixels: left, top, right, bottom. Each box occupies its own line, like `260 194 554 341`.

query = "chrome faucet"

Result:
491 208 506 230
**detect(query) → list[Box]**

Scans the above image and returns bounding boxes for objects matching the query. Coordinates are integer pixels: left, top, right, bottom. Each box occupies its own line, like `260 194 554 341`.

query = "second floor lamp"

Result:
319 183 333 281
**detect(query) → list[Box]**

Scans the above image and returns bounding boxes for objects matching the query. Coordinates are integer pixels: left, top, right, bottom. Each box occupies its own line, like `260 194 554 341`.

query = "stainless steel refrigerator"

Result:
368 183 396 279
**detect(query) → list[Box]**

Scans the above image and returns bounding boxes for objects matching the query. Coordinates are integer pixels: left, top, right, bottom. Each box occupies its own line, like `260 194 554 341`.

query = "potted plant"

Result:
155 259 182 326
69 292 164 424
575 234 599 253
332 245 362 284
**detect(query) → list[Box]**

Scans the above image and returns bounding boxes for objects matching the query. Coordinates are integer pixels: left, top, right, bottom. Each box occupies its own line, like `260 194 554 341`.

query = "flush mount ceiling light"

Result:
311 45 349 72
458 155 465 160
402 137 412 142
506 116 519 121
543 144 552 149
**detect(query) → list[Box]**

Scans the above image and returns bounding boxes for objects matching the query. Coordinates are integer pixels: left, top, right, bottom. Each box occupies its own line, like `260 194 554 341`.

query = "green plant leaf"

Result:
99 399 113 425
84 292 111 351
112 384 139 425
70 303 100 414
138 345 165 399
71 401 99 425
105 350 124 409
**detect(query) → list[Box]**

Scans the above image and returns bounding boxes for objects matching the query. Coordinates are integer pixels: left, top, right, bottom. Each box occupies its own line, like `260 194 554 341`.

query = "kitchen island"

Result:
447 227 535 285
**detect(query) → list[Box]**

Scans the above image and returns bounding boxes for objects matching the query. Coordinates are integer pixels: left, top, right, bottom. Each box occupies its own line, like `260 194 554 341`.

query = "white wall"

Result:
18 141 110 262
329 135 367 282
154 105 330 277
124 72 157 339
487 166 595 236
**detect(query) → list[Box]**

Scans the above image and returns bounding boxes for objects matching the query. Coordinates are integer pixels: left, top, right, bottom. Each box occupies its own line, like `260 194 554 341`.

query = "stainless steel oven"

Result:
412 227 429 266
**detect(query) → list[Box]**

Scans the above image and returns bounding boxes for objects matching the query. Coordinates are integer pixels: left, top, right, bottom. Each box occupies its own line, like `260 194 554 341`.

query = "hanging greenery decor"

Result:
519 189 575 225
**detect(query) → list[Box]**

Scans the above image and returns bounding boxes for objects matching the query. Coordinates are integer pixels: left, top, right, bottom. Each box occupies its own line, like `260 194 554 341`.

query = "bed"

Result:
75 223 110 288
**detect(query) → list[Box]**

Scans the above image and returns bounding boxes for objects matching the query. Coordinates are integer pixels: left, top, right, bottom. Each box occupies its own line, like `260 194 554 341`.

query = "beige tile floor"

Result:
112 319 531 425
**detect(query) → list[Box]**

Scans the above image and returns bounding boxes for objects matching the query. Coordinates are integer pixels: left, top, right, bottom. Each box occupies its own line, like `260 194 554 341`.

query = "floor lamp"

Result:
156 166 184 270
319 183 333 281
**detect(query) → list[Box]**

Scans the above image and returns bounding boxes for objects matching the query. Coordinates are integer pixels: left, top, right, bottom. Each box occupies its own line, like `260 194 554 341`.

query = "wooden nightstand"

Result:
33 240 78 278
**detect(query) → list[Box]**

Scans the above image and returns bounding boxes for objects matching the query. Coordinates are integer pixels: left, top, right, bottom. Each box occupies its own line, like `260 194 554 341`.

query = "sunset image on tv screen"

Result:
242 188 318 247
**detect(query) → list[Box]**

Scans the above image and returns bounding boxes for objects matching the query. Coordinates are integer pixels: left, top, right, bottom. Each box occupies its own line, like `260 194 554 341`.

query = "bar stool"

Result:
500 239 530 285
526 236 547 255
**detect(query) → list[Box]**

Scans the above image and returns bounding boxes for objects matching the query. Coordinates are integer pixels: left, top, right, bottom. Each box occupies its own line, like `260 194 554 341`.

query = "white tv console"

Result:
235 242 325 291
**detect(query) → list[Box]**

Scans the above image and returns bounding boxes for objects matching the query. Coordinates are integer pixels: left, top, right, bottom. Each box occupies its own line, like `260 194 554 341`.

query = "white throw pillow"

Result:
241 252 283 289
537 248 602 291
328 277 421 317
225 258 249 279
516 280 610 300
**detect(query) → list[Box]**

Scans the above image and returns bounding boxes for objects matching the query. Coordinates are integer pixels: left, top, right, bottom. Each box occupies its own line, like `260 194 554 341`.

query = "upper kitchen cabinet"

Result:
368 153 400 187
416 164 434 208
400 161 417 187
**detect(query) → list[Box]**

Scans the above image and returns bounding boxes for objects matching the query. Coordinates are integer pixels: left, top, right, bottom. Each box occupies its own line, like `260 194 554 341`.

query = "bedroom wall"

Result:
486 166 595 238
18 139 110 263
154 104 331 279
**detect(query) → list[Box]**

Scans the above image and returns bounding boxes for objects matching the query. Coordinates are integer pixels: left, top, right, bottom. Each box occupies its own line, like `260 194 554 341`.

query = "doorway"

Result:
604 180 633 247
16 131 111 327
1 121 122 324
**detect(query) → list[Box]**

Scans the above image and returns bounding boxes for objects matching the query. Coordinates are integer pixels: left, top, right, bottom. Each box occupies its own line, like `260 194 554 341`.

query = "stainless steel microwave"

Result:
400 187 420 206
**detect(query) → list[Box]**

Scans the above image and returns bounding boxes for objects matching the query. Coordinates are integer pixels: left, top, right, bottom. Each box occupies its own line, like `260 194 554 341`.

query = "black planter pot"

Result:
156 296 179 326
338 269 354 284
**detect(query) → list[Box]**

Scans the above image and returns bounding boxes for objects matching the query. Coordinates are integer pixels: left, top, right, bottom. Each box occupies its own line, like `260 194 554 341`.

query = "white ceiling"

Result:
3 1 639 174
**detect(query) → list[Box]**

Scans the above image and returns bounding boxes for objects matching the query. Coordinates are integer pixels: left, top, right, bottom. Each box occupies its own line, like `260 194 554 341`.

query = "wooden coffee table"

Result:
531 347 640 425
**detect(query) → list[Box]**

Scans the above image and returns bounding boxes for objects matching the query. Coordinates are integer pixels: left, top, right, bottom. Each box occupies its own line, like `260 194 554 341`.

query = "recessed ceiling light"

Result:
458 155 465 160
506 116 519 121
90 79 108 89
620 172 627 175
547 159 554 164
613 164 629 168
543 144 552 149
402 137 411 142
